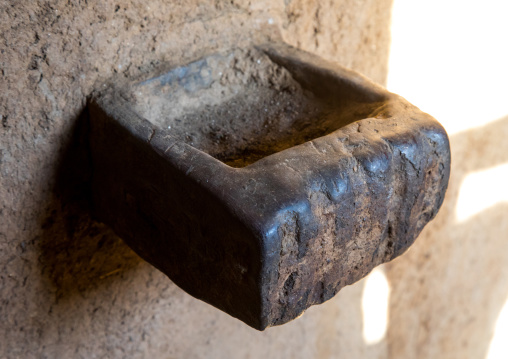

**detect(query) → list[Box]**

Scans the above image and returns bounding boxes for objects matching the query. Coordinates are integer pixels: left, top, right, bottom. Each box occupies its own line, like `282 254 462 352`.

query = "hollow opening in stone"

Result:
128 48 381 168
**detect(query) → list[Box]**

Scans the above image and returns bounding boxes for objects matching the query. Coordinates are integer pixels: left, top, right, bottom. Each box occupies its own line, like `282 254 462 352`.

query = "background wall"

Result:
384 1 508 358
1 0 506 358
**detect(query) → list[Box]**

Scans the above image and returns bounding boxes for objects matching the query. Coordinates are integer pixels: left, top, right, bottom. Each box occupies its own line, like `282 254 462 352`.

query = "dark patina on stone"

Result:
89 43 450 330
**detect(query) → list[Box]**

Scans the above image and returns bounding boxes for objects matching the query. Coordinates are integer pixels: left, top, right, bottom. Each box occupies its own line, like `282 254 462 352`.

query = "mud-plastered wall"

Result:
1 1 393 358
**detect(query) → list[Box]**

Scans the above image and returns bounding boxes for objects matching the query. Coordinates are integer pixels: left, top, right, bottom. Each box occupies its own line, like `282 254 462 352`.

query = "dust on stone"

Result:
128 48 343 168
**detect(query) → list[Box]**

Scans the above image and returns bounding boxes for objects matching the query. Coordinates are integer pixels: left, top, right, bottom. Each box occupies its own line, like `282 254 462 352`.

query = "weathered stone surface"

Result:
0 0 398 355
89 43 450 329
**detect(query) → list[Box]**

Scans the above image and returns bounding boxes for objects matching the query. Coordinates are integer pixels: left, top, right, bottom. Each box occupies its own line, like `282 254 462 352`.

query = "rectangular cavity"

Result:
125 48 382 167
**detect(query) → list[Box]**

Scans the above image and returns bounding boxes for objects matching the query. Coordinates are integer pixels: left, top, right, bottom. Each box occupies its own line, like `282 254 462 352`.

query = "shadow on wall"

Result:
37 107 142 301
34 111 508 358
29 59 508 359
384 114 508 358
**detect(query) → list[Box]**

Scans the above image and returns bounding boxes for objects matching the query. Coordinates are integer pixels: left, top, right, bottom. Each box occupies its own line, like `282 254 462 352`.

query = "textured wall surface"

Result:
0 1 394 358
3 0 508 358
382 1 508 358
385 117 508 359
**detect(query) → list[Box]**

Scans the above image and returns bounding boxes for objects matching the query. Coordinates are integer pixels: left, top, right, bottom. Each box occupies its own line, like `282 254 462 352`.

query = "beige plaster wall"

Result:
0 1 393 357
383 1 508 357
2 0 506 358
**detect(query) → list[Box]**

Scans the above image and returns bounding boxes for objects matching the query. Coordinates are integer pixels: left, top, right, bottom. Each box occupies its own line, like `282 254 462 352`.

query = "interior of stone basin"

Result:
127 47 382 168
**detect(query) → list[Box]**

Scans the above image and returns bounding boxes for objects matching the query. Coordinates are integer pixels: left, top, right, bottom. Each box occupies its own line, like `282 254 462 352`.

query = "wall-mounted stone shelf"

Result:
89 43 450 330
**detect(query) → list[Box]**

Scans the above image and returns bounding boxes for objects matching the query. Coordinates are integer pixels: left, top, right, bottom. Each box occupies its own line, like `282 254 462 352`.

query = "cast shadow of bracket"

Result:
385 114 508 357
37 105 143 300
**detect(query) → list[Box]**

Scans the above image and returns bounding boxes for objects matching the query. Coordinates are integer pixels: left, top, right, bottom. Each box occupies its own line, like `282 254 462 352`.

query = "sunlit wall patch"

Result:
362 267 390 345
487 296 508 359
456 163 508 223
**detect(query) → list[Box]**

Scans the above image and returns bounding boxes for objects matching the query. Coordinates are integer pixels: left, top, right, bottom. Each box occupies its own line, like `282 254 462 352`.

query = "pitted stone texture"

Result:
0 0 397 356
89 43 450 329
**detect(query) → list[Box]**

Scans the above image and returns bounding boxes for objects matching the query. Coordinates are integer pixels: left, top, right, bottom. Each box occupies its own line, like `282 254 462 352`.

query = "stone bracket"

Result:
89 42 450 330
